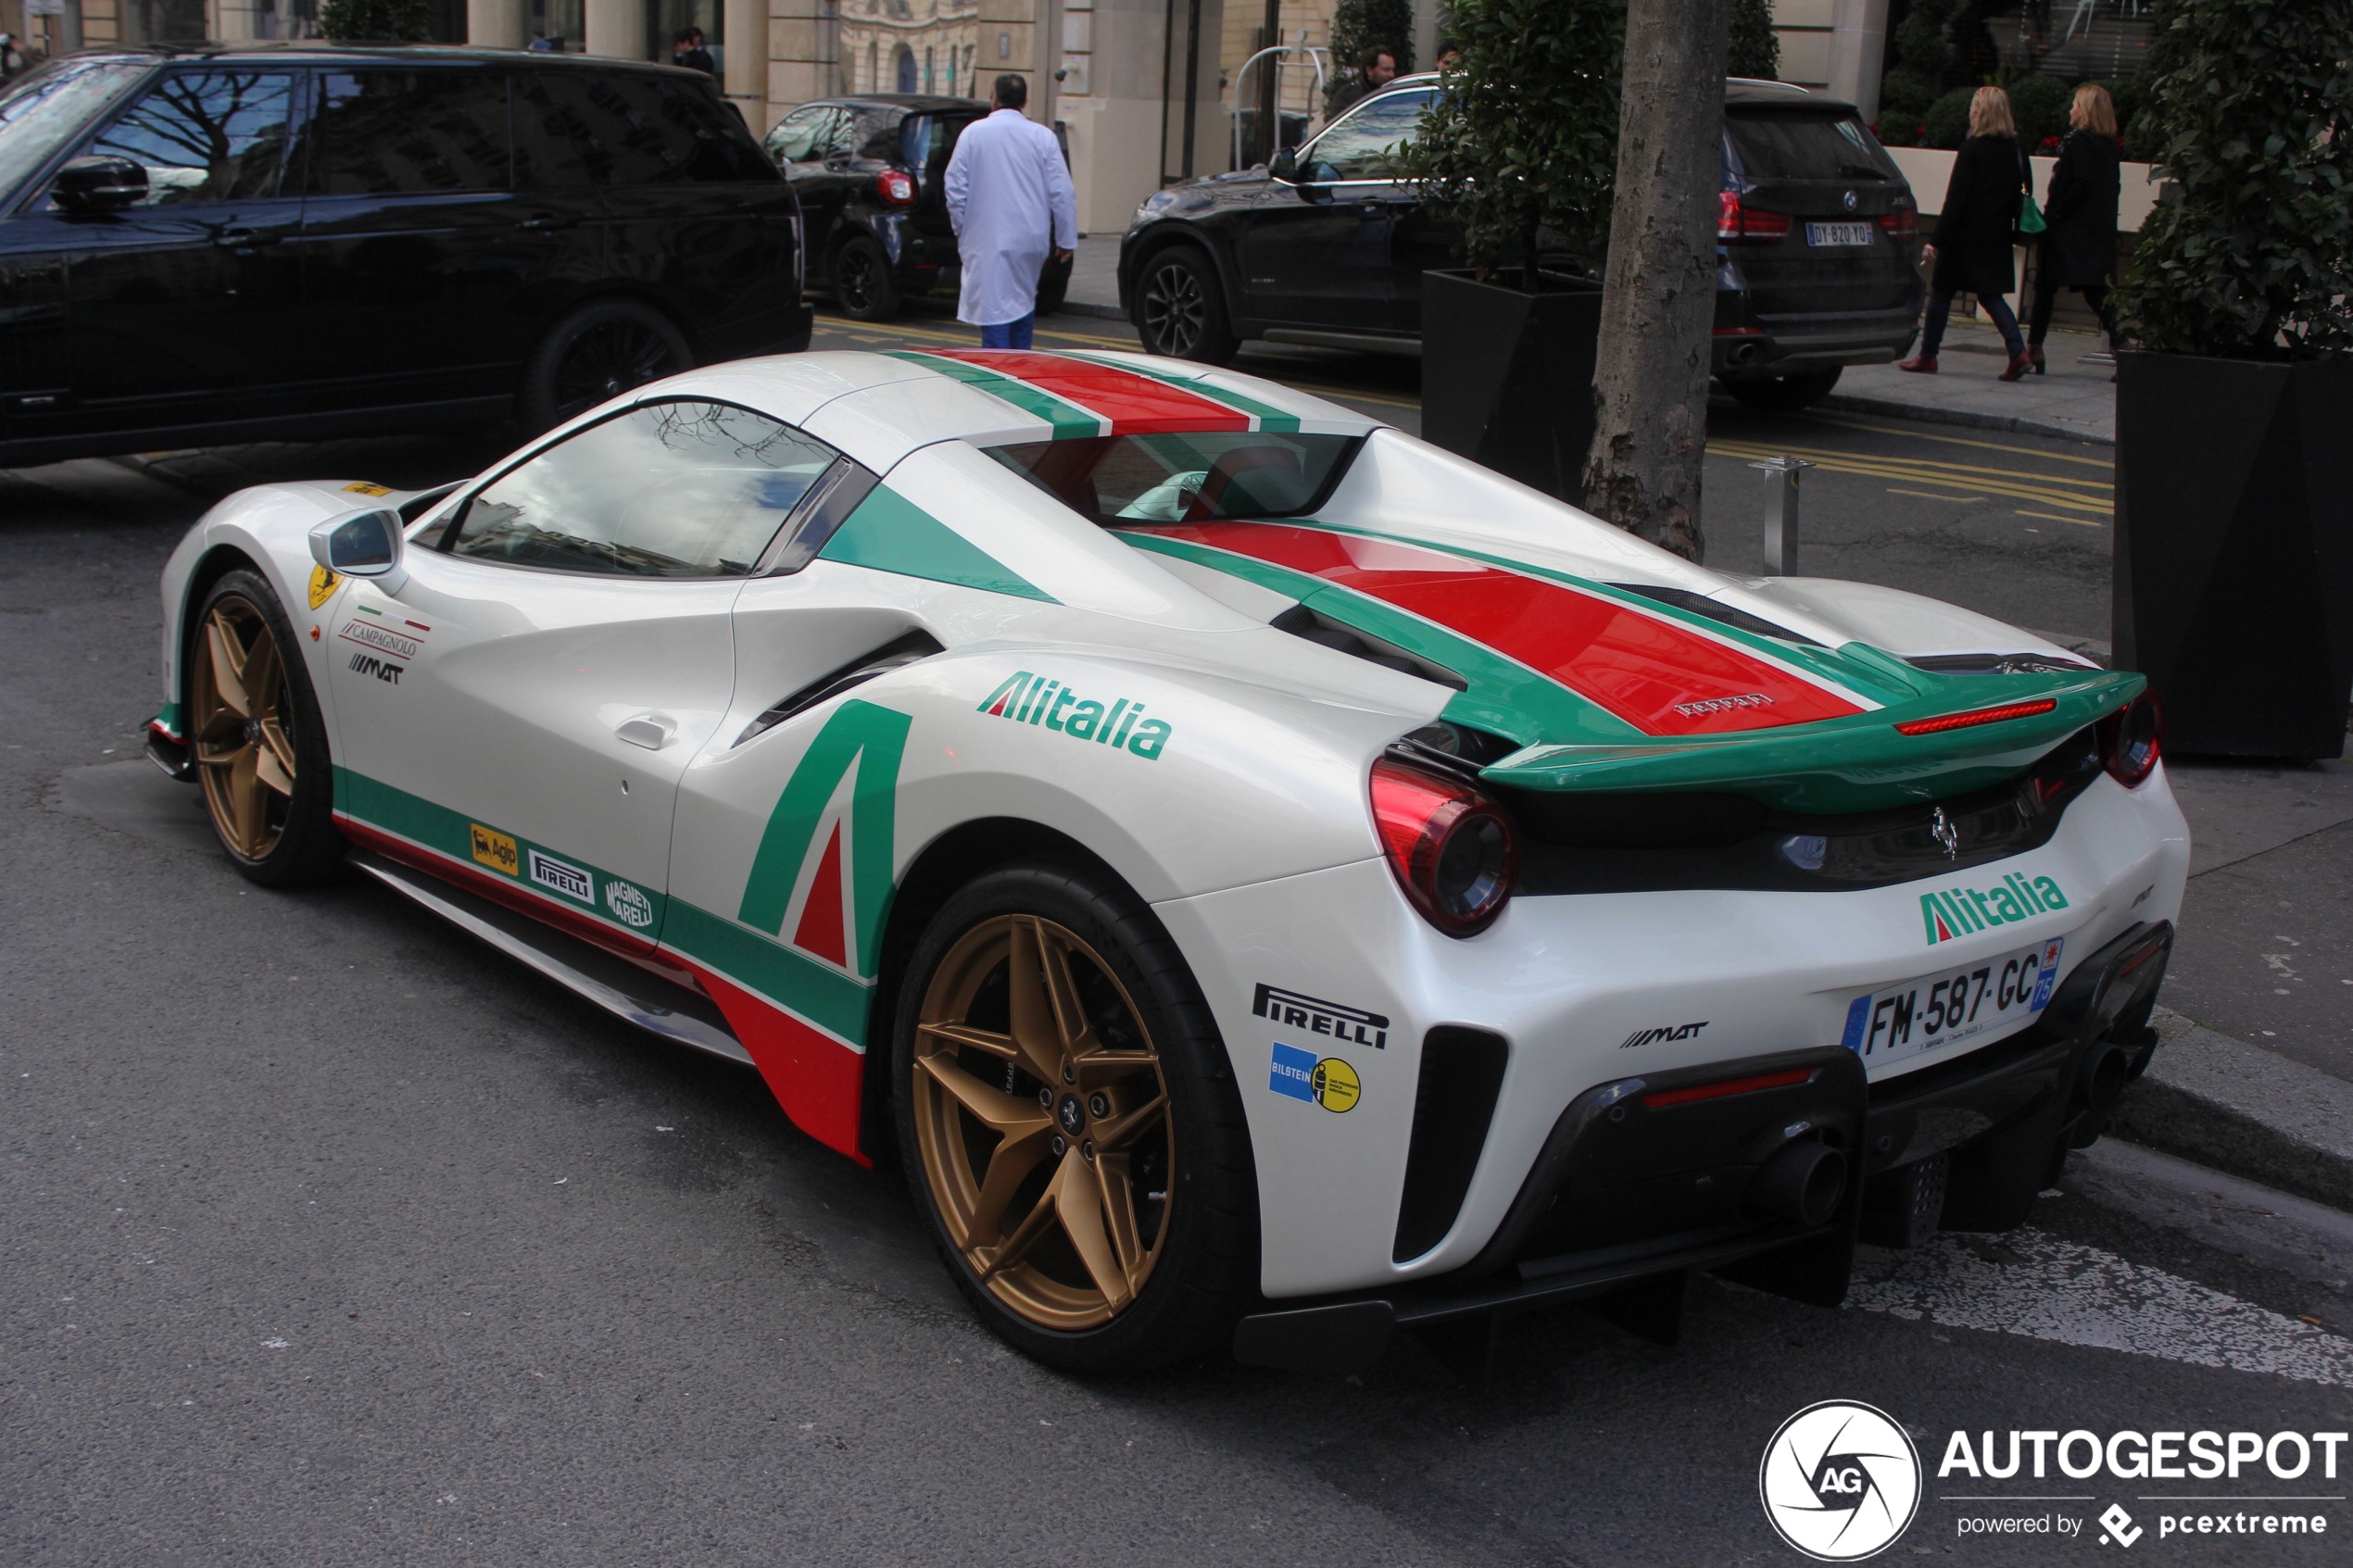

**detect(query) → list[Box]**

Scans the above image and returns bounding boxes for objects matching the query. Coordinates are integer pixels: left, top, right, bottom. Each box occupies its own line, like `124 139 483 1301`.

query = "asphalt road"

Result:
6 326 2349 1566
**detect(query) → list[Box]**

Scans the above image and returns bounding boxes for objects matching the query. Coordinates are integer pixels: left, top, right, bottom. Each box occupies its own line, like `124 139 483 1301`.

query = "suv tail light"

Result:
1878 209 1918 241
875 169 916 207
1371 757 1516 936
1718 191 1791 242
2099 692 2164 787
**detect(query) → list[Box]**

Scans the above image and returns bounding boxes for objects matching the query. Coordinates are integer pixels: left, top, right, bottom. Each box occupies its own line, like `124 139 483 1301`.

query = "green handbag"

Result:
2019 190 2048 235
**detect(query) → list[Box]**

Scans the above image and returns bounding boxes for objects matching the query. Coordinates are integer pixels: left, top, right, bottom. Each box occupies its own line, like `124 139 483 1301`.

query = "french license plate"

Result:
1842 937 2064 1070
1806 221 1875 247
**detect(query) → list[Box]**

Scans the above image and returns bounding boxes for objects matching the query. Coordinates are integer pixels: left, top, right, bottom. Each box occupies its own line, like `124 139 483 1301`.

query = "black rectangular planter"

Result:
1419 270 1604 506
2115 351 2353 759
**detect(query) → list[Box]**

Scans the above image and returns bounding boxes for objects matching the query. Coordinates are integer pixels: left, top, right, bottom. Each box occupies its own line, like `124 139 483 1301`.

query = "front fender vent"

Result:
1392 1026 1510 1262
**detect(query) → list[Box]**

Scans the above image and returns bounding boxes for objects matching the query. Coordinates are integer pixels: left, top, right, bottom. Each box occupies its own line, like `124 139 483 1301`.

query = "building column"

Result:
1825 0 1889 123
765 0 840 125
210 0 262 41
585 0 648 59
724 0 766 105
467 0 530 47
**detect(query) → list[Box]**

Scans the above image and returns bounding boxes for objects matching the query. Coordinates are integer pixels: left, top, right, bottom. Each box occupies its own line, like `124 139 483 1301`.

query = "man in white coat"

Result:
943 74 1077 349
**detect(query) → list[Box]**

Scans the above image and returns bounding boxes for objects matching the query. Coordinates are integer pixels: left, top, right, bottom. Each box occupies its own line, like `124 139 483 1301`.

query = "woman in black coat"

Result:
2026 83 2123 371
1897 85 2032 381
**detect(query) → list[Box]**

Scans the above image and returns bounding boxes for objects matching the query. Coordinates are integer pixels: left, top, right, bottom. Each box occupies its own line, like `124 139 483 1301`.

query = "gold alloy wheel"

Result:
191 595 298 861
911 914 1174 1331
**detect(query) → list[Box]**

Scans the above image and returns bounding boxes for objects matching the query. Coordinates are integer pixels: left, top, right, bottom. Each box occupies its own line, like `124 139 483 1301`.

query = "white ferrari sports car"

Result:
150 348 2184 1374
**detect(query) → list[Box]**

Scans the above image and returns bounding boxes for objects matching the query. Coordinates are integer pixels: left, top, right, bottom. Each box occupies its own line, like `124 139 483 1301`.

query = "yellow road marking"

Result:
1707 438 2112 515
1708 437 2111 491
1795 411 2115 470
1887 486 1986 502
2018 508 2105 528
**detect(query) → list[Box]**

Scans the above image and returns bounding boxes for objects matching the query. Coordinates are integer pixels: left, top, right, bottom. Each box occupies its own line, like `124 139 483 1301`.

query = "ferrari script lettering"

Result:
975 671 1173 760
1672 692 1771 718
1921 872 2069 944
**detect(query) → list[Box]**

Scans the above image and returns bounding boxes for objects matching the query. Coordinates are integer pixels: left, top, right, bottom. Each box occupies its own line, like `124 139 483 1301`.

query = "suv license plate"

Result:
1806 221 1875 246
1842 937 2065 1071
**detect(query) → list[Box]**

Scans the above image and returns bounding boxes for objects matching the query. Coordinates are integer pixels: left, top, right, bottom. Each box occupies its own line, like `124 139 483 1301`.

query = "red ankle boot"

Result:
1997 349 2032 382
1896 354 1938 373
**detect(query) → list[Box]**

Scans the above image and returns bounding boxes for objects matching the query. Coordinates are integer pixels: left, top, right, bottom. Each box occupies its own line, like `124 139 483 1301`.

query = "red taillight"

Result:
1718 191 1791 242
1878 208 1918 241
1641 1067 1815 1110
875 169 916 207
2099 692 2164 787
1370 757 1516 936
1893 698 2059 736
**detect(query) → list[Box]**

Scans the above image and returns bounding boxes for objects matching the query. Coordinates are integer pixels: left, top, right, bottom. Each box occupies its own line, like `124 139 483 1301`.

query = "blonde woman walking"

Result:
2026 82 2123 371
1897 85 2032 382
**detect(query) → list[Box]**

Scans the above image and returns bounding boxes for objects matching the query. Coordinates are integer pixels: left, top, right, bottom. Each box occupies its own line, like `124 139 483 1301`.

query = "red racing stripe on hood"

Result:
1130 521 1865 735
920 350 1252 434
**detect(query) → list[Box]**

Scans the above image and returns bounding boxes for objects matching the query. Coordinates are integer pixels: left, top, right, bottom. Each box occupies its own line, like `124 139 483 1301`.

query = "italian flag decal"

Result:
887 349 1304 436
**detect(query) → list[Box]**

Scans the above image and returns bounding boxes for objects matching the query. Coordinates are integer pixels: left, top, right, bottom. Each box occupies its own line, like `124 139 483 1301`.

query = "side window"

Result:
847 108 899 160
447 401 842 578
766 106 832 164
300 70 510 195
1300 89 1432 182
78 69 298 206
662 85 778 182
513 70 604 187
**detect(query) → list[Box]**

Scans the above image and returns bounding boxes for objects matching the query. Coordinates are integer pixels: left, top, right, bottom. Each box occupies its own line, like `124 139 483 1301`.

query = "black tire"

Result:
1726 367 1843 411
831 233 902 321
892 861 1259 1374
520 297 693 434
1131 245 1239 365
187 569 345 888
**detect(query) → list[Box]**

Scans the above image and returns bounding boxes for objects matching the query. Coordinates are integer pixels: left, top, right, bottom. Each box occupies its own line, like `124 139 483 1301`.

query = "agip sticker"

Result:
470 822 519 876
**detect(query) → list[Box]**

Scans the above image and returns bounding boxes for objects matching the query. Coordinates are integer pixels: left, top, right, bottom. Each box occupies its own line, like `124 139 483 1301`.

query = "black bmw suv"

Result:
765 93 1072 322
0 44 809 467
1118 76 1923 410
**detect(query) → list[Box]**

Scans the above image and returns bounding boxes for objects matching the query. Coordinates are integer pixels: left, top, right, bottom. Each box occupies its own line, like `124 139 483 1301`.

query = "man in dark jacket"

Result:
1897 85 2032 381
2026 83 2122 371
1327 46 1398 117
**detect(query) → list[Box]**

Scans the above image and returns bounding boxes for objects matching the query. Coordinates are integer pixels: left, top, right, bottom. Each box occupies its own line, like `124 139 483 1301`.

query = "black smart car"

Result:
1118 77 1923 410
0 44 810 467
765 93 1071 322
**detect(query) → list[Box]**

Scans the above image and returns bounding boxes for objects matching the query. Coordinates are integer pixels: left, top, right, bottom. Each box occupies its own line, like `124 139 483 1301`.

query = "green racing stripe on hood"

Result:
883 349 1103 440
1056 352 1304 433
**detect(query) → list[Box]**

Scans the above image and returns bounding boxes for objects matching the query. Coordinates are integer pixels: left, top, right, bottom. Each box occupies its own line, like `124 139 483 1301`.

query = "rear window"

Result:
1725 109 1898 182
902 110 978 173
986 432 1360 525
516 67 773 186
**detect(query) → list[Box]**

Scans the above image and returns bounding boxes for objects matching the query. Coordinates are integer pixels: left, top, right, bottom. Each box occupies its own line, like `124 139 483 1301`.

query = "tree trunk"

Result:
1580 0 1730 561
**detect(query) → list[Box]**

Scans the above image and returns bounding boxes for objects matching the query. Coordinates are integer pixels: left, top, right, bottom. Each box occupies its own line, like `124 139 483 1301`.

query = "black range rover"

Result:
0 45 811 466
1118 76 1923 410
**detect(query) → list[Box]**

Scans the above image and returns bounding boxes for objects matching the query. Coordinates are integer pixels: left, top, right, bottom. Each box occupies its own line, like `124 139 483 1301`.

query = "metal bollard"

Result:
1748 455 1815 575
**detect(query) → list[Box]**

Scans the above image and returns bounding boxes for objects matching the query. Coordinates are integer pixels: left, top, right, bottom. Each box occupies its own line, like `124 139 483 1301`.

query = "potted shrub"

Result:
2111 0 2353 759
1397 0 1624 502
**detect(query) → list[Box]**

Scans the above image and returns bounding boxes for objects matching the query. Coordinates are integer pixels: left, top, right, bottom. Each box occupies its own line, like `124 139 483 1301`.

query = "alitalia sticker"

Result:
1921 872 2069 945
739 698 911 977
975 671 1173 759
604 879 657 929
528 847 594 904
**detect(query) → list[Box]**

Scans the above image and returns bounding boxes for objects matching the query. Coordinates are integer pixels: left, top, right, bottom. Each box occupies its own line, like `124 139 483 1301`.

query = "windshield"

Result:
0 57 149 205
986 432 1361 525
1726 109 1898 182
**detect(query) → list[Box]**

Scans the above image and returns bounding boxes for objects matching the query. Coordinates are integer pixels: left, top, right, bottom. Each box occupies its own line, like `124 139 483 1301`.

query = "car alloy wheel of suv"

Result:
1137 248 1237 365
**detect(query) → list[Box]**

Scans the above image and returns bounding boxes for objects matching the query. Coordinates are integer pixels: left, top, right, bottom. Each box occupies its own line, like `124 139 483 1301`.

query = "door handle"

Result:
212 229 282 248
615 714 674 750
518 213 579 232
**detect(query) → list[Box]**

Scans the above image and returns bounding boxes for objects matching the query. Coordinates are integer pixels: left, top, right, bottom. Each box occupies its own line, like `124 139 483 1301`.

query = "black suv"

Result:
1118 77 1922 410
0 45 809 466
766 94 1071 322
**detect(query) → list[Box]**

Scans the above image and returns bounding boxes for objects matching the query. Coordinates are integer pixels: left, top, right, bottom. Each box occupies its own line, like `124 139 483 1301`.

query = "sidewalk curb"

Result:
2110 1009 2353 1213
1047 299 1127 324
1817 391 2115 447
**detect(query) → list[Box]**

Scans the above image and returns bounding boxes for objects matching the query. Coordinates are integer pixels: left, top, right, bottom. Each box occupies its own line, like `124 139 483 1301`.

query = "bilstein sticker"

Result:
1922 872 2068 944
470 823 519 876
975 671 1172 759
1269 1043 1360 1112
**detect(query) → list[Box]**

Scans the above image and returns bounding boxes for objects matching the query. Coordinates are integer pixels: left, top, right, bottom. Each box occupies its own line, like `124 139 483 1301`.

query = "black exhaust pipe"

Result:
1748 1139 1846 1227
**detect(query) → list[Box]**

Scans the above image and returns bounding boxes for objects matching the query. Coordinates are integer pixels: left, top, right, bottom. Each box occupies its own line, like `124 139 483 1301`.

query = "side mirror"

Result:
309 507 405 577
1268 146 1298 182
52 155 146 212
